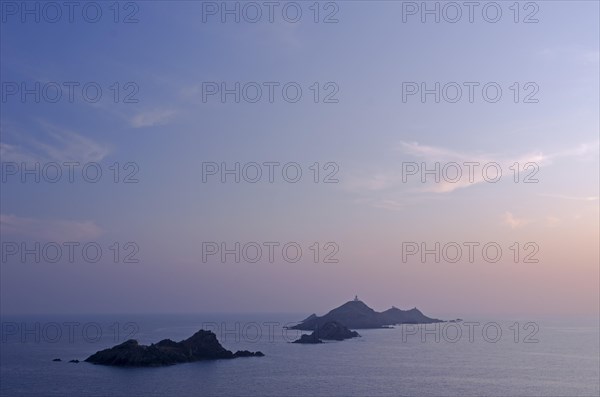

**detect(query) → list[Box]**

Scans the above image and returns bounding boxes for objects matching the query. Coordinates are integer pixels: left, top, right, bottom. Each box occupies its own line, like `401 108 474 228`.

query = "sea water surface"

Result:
1 314 598 396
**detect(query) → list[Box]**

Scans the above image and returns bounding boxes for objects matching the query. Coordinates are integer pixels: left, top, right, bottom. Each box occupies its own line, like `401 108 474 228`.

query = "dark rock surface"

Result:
52 358 61 362
293 321 360 344
315 321 360 340
291 299 444 330
69 360 80 363
85 330 263 367
292 333 323 344
233 350 265 358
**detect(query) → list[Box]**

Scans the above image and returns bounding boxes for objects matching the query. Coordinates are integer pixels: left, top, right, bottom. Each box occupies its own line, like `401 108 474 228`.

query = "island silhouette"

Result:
290 296 443 330
85 330 263 367
292 320 361 344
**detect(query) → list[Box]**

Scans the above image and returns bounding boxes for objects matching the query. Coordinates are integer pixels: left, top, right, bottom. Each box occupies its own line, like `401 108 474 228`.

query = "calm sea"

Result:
1 314 598 396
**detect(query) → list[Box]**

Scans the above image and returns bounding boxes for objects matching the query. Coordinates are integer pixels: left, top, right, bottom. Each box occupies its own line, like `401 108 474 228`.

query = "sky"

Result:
0 1 598 318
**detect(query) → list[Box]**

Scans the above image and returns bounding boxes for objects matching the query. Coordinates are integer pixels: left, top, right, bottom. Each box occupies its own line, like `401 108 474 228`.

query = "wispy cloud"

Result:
130 109 176 128
0 122 110 164
397 141 546 194
502 211 532 229
0 214 103 242
401 140 596 194
347 140 599 211
0 143 39 164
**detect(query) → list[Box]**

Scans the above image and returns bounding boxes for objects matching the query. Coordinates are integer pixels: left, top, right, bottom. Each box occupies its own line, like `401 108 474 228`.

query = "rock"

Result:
380 307 441 325
291 299 444 330
69 360 79 363
52 358 62 362
314 321 360 341
293 321 359 343
233 350 265 357
85 330 263 367
292 333 323 344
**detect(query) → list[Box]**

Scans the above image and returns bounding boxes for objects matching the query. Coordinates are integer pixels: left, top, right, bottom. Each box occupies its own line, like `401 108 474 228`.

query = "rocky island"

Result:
291 297 444 330
293 321 360 344
85 329 263 367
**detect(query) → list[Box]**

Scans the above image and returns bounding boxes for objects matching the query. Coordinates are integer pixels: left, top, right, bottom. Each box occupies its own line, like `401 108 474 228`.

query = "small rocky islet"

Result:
292 321 360 344
84 330 263 367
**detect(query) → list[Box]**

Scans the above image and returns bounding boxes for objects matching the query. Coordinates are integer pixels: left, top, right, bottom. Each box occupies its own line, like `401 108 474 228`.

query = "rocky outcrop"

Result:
293 333 322 344
293 321 360 344
291 299 444 330
85 330 263 367
233 350 265 357
315 321 360 340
